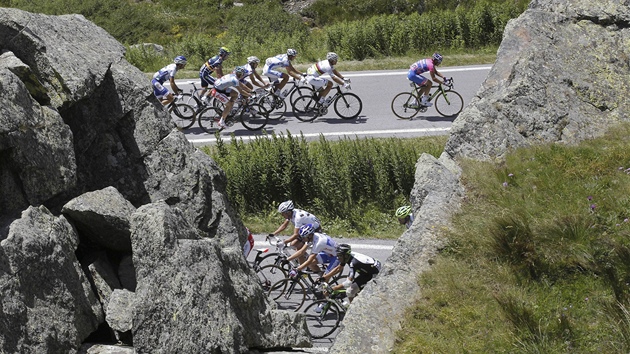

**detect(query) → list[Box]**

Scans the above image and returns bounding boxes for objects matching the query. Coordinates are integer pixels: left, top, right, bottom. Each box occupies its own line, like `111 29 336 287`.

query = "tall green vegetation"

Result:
394 124 630 353
201 133 446 236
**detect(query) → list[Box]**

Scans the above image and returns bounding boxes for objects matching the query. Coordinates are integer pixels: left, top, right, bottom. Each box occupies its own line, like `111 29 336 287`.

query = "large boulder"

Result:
445 0 630 160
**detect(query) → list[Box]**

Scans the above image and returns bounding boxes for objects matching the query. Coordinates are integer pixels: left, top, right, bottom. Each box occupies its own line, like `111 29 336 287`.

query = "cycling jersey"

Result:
306 59 334 78
345 252 381 287
199 54 225 87
310 232 339 272
152 63 178 85
405 213 415 229
213 73 240 91
264 54 291 70
410 58 435 75
290 208 321 231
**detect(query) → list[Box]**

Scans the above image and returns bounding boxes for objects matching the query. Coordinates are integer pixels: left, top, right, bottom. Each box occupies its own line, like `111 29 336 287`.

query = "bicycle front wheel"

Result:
291 95 319 122
240 103 269 131
256 264 288 292
334 93 362 119
304 300 343 339
267 278 308 312
170 103 196 130
197 106 221 134
390 92 420 119
434 90 464 118
258 95 287 120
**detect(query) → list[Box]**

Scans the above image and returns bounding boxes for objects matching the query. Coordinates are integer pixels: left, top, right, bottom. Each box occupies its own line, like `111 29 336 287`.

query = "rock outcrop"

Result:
331 0 630 352
0 8 308 353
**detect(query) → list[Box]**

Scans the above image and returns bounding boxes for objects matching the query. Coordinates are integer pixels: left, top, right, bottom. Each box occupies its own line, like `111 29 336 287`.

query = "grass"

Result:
392 123 630 353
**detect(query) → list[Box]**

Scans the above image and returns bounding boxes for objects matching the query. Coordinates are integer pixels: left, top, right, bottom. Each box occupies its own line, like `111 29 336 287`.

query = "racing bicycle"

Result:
256 78 314 120
291 84 362 122
166 94 196 130
196 94 269 134
303 282 348 339
390 77 463 119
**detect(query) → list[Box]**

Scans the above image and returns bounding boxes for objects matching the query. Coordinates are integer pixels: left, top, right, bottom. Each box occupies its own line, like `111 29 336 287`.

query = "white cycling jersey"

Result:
290 208 321 230
152 63 178 84
264 54 291 70
310 232 337 256
306 59 335 78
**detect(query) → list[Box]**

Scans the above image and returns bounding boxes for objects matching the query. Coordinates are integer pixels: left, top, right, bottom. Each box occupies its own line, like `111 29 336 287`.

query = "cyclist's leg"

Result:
200 68 215 101
153 79 172 105
219 89 238 124
307 76 328 103
264 69 282 92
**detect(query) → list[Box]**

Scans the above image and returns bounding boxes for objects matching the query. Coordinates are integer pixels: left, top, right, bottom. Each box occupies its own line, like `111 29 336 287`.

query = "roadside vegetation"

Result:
393 124 630 353
200 133 448 239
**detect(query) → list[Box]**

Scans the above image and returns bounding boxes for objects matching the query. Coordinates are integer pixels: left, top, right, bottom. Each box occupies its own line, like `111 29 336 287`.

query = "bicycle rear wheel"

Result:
289 86 314 106
434 90 464 118
256 264 288 292
240 103 269 131
291 95 319 122
391 92 420 119
169 103 196 130
267 278 308 312
334 93 362 119
258 95 287 120
197 106 221 134
303 300 342 339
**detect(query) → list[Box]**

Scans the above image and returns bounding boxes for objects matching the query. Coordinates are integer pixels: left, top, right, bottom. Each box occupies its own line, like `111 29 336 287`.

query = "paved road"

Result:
247 234 397 353
169 65 491 145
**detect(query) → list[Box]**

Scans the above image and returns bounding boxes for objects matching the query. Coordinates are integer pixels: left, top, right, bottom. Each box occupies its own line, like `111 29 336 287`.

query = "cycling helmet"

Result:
395 205 412 218
287 48 297 57
326 52 338 61
278 200 294 213
234 66 247 77
336 243 351 256
247 56 260 64
219 47 231 56
298 223 316 240
174 56 187 65
432 52 443 64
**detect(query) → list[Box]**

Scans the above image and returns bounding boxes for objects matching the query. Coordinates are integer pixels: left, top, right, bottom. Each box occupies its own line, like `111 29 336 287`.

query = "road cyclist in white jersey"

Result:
239 56 268 91
211 66 254 129
269 200 322 263
321 243 381 304
304 52 350 107
287 224 339 276
262 48 304 98
152 55 187 105
395 205 415 229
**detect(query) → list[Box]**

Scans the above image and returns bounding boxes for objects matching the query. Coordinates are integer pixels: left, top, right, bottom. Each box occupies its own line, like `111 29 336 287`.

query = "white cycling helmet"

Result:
326 52 338 61
287 48 297 57
247 56 260 64
278 200 294 213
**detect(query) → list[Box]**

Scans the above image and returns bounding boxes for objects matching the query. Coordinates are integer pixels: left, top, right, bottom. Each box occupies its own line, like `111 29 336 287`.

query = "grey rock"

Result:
88 255 123 310
78 343 135 354
445 0 630 161
106 289 136 333
0 206 103 353
62 186 136 252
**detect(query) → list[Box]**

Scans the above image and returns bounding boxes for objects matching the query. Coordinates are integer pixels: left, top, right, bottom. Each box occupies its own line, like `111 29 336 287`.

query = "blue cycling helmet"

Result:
298 223 316 241
234 66 247 77
432 52 443 64
174 56 187 65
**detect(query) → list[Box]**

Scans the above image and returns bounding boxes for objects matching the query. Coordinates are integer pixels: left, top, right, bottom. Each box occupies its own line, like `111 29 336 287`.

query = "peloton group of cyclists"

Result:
151 46 447 125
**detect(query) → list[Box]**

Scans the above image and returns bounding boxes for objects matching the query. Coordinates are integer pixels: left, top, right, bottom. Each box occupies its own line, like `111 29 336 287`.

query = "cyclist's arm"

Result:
286 63 303 80
296 253 317 271
237 82 253 96
271 220 290 238
215 66 225 78
251 72 267 88
430 70 446 84
321 263 343 281
169 76 181 93
287 243 309 262
331 69 346 85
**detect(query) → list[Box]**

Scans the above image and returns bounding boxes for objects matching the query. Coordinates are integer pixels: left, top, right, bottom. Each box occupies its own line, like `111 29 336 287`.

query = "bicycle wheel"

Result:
289 86 314 105
267 278 308 312
303 300 342 339
169 103 196 130
256 264 288 292
434 90 464 118
291 95 319 122
390 92 420 119
334 92 362 119
240 103 269 131
258 95 287 120
197 106 221 134
179 93 201 109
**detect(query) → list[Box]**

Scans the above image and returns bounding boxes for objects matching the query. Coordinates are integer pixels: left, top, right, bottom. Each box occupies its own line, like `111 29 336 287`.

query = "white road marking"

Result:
188 127 450 144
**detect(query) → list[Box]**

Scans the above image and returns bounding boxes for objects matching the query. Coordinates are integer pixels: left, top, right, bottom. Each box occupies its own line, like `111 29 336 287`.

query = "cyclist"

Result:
407 52 448 108
269 200 321 255
321 243 381 304
241 56 268 90
211 66 254 129
199 46 231 105
395 205 414 229
287 224 339 276
262 48 304 98
152 56 187 105
304 52 350 107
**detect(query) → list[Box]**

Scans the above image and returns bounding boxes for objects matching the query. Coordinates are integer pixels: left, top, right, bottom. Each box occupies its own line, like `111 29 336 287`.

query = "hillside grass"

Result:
393 123 630 353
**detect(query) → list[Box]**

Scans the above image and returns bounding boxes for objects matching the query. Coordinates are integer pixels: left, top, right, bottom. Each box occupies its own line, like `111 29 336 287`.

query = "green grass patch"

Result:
393 123 630 353
200 133 447 239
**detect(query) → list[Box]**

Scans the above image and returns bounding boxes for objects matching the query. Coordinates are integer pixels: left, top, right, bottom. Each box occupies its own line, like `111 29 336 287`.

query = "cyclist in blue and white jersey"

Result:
262 48 304 98
287 224 339 275
240 56 268 90
304 52 349 107
152 56 187 105
212 66 253 129
199 47 231 105
407 52 448 107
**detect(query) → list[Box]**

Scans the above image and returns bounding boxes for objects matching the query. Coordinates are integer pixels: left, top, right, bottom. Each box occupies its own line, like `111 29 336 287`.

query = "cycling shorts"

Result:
407 69 429 86
199 67 217 88
152 79 169 99
316 253 340 273
306 76 328 90
263 65 286 83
